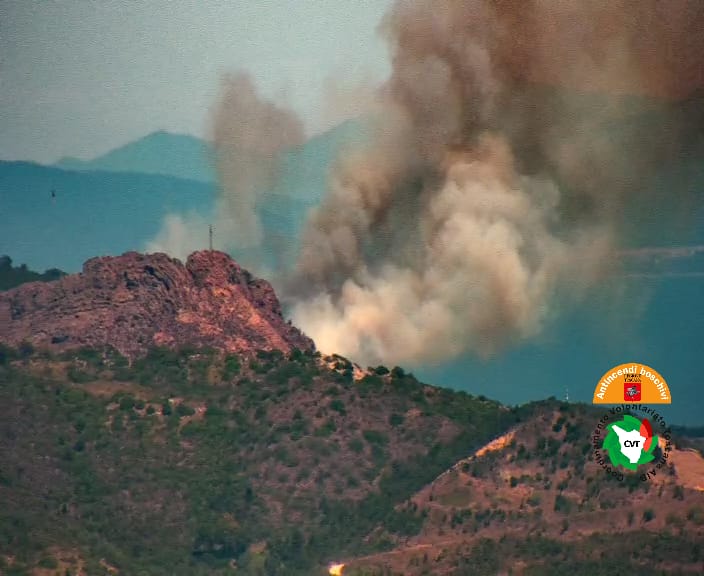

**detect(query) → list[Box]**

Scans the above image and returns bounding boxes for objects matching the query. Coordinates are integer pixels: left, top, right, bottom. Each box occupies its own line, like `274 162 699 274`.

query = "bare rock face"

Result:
0 251 314 358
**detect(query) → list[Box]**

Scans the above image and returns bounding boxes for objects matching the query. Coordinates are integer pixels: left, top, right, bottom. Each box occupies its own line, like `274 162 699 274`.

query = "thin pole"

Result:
209 224 213 251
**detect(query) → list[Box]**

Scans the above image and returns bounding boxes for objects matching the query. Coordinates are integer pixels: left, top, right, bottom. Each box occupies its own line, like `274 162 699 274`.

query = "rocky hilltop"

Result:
0 250 314 358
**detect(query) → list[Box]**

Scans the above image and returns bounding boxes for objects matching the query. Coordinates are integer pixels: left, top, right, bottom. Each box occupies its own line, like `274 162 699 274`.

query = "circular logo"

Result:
591 406 673 482
603 414 657 470
591 363 673 481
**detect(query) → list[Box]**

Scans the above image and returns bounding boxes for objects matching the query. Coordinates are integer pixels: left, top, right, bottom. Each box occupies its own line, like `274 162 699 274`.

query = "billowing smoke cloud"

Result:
316 75 382 135
288 0 704 366
147 73 304 264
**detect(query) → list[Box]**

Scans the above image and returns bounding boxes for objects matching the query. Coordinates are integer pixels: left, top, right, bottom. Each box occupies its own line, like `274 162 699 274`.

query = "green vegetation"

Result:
1 347 701 575
389 413 404 427
0 344 518 575
0 255 66 291
350 531 704 576
686 506 704 525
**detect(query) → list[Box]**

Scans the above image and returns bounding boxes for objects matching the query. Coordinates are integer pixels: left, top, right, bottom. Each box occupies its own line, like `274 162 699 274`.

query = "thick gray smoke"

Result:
288 0 704 365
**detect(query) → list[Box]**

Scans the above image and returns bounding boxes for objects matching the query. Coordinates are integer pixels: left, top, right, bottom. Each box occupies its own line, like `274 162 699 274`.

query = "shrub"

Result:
274 446 299 468
74 346 102 364
358 375 384 395
0 344 17 365
18 340 35 358
371 444 386 467
176 403 196 417
348 437 364 454
554 494 573 514
686 506 704 525
389 413 405 427
390 366 405 379
37 557 58 569
314 419 336 437
256 349 283 362
643 508 655 523
67 366 94 383
204 405 225 418
248 360 266 374
666 513 684 528
119 396 136 411
363 430 388 445
564 422 582 443
288 348 305 362
330 399 346 414
290 416 309 440
552 416 566 433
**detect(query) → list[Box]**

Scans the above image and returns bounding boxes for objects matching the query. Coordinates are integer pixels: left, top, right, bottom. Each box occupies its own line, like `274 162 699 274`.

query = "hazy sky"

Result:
0 0 392 164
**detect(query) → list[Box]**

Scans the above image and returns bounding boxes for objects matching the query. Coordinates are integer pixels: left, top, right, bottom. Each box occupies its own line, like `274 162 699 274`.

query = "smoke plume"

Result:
212 73 304 250
145 212 209 262
147 73 304 263
288 0 704 366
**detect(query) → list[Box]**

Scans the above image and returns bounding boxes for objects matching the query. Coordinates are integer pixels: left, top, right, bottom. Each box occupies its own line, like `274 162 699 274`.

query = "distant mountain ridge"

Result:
0 160 216 272
52 119 369 189
1 120 370 274
55 130 216 183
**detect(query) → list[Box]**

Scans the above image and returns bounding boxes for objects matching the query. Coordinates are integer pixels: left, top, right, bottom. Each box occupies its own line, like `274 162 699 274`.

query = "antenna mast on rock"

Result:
209 224 213 251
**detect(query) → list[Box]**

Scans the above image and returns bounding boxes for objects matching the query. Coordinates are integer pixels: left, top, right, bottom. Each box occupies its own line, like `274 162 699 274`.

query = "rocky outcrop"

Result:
0 250 314 358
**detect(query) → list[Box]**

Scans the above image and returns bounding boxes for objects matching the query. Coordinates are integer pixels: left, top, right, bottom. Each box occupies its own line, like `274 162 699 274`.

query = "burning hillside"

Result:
285 0 704 366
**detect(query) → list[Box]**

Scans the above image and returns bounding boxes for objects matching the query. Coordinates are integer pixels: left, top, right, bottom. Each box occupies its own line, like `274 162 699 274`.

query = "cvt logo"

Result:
591 405 673 482
591 364 673 482
603 414 657 470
